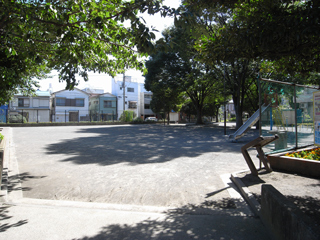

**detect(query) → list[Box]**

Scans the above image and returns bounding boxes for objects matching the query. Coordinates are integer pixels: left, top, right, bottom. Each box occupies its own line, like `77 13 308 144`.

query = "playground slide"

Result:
229 104 269 141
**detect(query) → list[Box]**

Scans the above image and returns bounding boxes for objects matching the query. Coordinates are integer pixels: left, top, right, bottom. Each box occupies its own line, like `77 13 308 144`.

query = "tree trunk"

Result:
234 96 243 130
167 111 170 125
195 107 204 125
215 108 219 122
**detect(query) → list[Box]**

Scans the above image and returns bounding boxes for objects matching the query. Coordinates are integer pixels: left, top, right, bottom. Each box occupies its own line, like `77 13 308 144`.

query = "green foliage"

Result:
0 133 3 141
189 0 320 75
8 114 27 123
119 110 136 122
0 0 173 104
176 2 263 128
132 117 144 123
272 106 287 130
145 26 224 124
285 148 320 161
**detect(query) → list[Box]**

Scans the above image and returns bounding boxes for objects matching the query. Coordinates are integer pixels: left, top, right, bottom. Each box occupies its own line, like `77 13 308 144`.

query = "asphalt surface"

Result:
1 124 272 239
8 124 261 207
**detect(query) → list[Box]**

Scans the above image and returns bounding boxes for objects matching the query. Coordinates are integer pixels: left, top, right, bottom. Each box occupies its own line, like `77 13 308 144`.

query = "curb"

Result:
230 172 261 217
0 127 10 202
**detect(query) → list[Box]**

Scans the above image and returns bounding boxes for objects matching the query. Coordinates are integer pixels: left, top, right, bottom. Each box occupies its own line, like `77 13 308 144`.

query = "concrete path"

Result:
0 124 272 239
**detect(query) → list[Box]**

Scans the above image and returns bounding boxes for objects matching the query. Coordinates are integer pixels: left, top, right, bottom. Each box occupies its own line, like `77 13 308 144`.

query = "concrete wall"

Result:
260 185 320 240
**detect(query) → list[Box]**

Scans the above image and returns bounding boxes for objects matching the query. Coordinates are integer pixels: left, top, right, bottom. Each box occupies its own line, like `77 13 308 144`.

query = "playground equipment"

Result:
229 104 269 141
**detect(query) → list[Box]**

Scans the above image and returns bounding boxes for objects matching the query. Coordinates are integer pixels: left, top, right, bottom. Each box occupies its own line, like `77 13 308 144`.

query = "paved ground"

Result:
237 169 320 227
8 124 261 207
0 124 273 239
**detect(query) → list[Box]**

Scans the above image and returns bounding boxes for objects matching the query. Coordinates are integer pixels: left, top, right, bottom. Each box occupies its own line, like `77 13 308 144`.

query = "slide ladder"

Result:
229 104 269 141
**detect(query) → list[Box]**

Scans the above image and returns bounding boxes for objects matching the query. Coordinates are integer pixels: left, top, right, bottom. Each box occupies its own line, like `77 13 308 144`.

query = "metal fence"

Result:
0 108 7 123
259 78 318 152
0 109 117 123
89 110 117 122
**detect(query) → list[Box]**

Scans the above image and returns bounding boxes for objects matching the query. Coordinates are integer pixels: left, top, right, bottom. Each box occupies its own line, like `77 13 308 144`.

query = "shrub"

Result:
119 110 136 122
132 117 144 123
0 133 3 141
229 117 236 122
9 114 27 123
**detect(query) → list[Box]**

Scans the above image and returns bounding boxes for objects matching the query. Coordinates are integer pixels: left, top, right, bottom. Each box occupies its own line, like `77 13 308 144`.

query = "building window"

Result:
127 87 134 92
18 98 24 107
144 104 150 109
145 94 152 99
128 101 137 109
56 98 66 106
104 100 112 108
56 98 84 107
75 99 84 107
18 98 29 107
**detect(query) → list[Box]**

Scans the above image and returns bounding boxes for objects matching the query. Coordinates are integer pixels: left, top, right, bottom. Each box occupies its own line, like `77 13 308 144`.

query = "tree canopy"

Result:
0 0 172 104
145 26 224 124
184 0 320 75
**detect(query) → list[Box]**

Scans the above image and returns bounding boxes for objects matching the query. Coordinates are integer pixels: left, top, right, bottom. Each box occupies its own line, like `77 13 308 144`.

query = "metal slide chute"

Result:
229 104 269 141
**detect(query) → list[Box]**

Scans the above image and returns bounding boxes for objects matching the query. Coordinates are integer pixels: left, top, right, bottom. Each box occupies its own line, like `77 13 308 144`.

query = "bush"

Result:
229 117 236 122
119 110 136 122
9 114 27 123
132 117 144 123
0 133 3 141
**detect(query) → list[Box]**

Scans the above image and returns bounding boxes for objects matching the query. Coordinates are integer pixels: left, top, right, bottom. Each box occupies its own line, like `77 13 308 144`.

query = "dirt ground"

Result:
237 169 320 227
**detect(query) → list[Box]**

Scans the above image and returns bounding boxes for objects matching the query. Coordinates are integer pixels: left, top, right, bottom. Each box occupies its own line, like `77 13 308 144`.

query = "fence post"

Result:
22 109 24 123
78 110 80 122
294 85 298 148
37 109 39 123
65 110 67 123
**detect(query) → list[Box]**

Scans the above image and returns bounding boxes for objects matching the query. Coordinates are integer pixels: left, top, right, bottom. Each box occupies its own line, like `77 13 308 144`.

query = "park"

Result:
1 0 320 239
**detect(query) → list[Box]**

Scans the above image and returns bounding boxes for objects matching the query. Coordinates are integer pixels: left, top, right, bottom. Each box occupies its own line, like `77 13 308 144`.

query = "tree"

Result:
175 2 262 128
144 50 184 125
145 26 224 124
184 0 320 76
202 94 225 122
150 88 184 125
0 0 173 104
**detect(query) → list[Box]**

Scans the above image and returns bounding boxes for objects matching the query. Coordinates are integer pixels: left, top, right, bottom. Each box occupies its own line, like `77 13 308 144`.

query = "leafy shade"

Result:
193 0 320 75
145 26 224 124
0 0 173 104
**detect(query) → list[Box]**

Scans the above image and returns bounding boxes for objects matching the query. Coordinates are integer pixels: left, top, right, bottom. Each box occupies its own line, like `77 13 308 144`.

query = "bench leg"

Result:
241 148 258 176
256 146 272 172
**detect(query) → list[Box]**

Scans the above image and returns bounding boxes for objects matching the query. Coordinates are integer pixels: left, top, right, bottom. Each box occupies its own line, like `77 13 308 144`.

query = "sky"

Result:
37 0 181 93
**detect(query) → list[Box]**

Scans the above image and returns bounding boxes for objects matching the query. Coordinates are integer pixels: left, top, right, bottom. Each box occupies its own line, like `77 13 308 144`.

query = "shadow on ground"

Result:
238 171 320 227
45 125 260 166
0 205 28 232
72 198 266 240
7 172 46 193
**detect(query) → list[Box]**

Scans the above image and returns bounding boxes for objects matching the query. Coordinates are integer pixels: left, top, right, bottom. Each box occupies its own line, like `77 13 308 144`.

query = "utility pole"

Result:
224 65 227 135
123 72 126 115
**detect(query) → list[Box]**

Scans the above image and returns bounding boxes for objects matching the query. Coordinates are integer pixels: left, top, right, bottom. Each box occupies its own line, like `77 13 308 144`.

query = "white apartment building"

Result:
111 75 156 120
